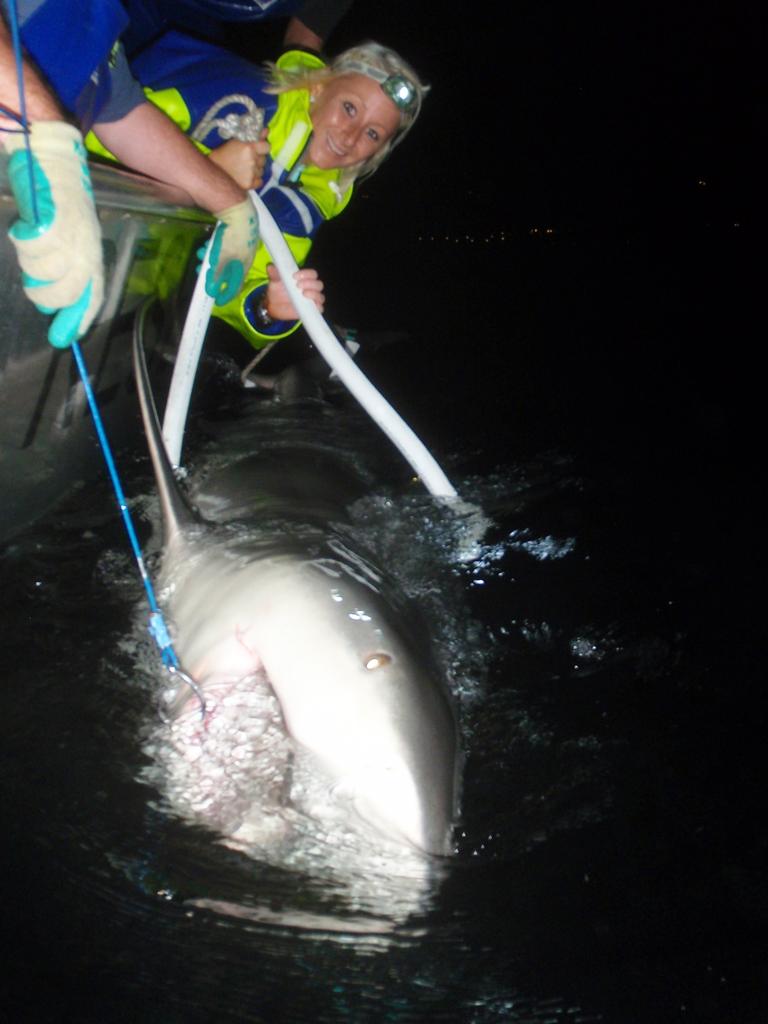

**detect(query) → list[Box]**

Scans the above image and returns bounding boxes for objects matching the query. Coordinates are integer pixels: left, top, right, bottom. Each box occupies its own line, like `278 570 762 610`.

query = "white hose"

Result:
161 196 457 499
248 190 457 498
161 240 214 468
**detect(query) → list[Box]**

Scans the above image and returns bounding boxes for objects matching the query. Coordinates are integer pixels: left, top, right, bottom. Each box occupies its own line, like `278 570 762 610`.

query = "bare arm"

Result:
283 1 355 52
0 17 61 130
283 17 324 54
92 101 247 214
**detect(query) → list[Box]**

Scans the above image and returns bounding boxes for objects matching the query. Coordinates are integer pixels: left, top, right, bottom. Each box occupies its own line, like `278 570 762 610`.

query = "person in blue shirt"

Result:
0 0 264 349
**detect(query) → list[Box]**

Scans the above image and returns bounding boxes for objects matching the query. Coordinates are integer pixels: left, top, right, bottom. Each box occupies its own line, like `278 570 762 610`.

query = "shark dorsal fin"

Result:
132 303 198 545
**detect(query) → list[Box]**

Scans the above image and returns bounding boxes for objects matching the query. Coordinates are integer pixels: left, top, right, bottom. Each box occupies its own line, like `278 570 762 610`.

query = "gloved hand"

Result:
3 121 104 348
204 197 259 306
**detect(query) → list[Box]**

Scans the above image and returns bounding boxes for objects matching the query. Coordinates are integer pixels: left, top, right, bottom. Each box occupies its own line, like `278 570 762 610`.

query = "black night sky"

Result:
302 2 759 234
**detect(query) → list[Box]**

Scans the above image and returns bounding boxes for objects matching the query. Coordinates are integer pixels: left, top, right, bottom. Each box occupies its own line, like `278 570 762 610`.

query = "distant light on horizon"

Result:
415 228 558 244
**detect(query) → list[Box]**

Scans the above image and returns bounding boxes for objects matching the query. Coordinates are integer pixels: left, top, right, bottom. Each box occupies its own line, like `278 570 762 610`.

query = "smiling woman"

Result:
87 32 427 358
307 75 401 170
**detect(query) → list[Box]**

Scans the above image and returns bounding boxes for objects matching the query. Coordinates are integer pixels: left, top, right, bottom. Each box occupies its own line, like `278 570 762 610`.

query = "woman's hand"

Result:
208 132 270 191
265 263 325 320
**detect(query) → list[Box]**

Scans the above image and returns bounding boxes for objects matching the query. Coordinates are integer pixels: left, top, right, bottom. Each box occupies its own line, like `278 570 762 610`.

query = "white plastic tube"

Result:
161 197 457 499
161 239 214 468
249 190 457 498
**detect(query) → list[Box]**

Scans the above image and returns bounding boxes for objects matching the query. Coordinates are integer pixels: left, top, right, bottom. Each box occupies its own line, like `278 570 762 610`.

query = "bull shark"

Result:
132 323 460 858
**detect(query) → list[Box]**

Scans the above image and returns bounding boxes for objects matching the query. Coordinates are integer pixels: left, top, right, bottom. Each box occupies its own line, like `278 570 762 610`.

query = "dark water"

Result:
1 222 764 1023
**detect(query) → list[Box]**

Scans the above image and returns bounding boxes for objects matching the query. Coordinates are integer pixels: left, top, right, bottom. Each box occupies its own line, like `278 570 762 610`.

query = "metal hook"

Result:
166 665 207 721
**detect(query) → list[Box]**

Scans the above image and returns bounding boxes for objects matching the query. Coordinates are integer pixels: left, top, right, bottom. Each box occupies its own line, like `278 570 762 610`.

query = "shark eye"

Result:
364 653 392 671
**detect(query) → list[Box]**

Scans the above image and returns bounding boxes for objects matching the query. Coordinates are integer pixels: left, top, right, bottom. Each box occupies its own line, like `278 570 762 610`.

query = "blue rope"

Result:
5 0 39 223
70 342 181 670
74 345 207 718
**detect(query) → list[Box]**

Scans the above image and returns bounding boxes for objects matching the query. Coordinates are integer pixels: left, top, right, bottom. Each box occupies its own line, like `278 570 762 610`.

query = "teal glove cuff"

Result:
204 199 259 306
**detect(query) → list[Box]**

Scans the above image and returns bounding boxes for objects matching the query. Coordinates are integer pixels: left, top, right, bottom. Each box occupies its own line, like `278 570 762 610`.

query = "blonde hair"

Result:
267 41 429 186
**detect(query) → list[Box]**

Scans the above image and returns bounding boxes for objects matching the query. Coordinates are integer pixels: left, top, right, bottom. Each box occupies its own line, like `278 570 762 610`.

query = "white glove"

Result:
3 121 104 347
205 197 259 305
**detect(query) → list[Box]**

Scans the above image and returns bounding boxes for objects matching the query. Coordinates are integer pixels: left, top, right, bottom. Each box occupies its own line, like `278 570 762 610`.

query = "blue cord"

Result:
70 344 207 716
0 106 24 126
70 342 179 669
5 0 39 223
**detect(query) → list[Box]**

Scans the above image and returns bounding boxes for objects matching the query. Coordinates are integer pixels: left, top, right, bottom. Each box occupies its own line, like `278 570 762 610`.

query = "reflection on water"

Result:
2 341 764 1022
